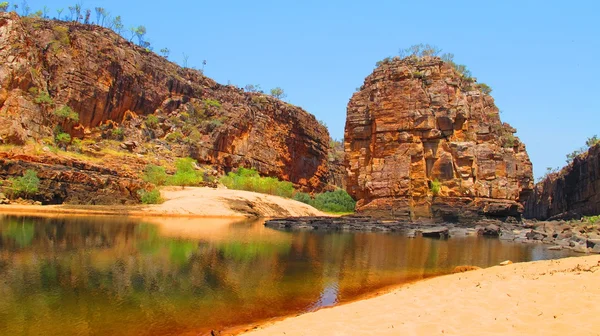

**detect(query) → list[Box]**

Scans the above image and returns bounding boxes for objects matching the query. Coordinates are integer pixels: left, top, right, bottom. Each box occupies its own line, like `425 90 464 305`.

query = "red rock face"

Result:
525 144 600 220
0 13 337 192
0 152 147 204
345 57 533 221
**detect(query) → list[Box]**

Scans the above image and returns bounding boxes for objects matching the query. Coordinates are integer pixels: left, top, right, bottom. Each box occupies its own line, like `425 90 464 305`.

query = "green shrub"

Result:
138 188 162 204
53 106 79 122
145 114 159 128
503 134 515 148
219 167 294 198
203 99 222 108
34 91 53 105
166 131 183 143
8 170 40 198
477 83 492 95
293 192 312 204
142 164 168 186
55 132 71 147
167 158 203 187
430 179 441 196
311 189 356 213
111 128 124 140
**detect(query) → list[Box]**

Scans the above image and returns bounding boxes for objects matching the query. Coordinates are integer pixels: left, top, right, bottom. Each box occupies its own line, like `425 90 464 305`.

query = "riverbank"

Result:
240 255 600 335
0 187 326 218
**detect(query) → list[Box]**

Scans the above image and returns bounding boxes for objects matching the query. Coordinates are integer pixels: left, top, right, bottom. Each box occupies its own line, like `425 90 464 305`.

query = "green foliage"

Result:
34 91 53 105
167 158 203 187
165 131 183 143
244 84 262 93
203 98 222 108
55 132 71 147
565 135 600 164
430 179 441 196
142 164 168 186
219 168 294 198
503 134 515 148
145 114 159 128
7 169 40 198
270 87 286 100
111 127 124 140
586 135 600 147
477 83 492 95
0 2 8 12
51 26 70 51
412 71 425 79
53 105 79 122
399 44 442 58
583 215 600 224
138 188 162 204
375 56 393 67
311 189 356 213
293 192 312 204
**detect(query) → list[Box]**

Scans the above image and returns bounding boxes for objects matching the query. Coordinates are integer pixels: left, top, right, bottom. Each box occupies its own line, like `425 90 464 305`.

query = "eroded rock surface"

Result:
345 57 533 221
0 152 146 204
525 144 600 220
0 13 340 192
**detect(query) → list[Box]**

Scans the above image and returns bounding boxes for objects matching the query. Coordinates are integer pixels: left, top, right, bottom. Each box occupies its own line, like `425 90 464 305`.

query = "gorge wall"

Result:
524 144 600 220
345 56 533 221
0 12 340 200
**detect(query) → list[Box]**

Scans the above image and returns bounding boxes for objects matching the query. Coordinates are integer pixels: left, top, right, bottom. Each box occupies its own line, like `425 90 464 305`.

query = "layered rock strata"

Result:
525 144 600 220
0 152 146 204
345 57 533 221
0 12 338 193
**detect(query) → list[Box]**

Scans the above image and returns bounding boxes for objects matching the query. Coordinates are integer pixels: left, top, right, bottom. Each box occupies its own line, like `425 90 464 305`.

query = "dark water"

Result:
0 214 573 335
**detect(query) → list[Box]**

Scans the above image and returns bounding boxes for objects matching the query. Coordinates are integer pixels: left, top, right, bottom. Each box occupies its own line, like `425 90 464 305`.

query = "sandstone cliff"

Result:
0 13 340 201
345 56 533 221
525 144 600 220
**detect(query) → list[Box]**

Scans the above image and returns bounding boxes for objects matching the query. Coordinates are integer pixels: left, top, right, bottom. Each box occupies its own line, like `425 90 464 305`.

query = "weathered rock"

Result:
0 153 146 205
345 56 533 221
525 143 600 220
419 227 449 239
483 224 501 237
499 260 513 266
452 265 482 273
0 13 342 192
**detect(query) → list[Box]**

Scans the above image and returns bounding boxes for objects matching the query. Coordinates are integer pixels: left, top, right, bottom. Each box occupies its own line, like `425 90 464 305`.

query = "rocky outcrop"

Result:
525 144 600 220
0 152 146 204
0 13 337 192
345 56 533 221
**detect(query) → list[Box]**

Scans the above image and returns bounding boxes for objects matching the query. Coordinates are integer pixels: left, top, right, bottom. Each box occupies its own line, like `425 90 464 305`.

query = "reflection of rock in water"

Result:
309 282 339 311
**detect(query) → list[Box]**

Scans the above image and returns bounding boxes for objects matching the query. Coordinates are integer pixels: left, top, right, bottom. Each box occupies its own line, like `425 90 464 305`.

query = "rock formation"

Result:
525 144 600 220
345 56 533 221
0 152 146 204
0 12 341 201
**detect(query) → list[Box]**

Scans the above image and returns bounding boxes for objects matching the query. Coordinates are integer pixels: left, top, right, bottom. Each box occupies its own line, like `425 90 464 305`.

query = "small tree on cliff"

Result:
270 87 286 100
0 2 8 12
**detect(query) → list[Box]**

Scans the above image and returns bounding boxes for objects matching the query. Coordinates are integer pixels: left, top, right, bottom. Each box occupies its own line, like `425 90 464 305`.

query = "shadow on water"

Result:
0 214 574 335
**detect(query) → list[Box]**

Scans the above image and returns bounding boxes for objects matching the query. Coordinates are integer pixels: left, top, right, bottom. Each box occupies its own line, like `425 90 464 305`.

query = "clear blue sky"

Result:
22 0 600 179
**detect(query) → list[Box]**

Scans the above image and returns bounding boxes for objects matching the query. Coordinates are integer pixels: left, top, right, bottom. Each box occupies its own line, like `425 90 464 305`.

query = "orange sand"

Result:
242 255 600 336
0 186 326 218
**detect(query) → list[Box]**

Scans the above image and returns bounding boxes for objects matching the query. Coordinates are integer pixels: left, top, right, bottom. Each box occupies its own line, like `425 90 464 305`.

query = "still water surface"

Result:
0 214 573 335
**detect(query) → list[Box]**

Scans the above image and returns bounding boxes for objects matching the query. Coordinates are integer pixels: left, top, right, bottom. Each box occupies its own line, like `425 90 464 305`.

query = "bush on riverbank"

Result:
219 168 294 198
293 189 356 213
138 188 162 204
3 169 40 198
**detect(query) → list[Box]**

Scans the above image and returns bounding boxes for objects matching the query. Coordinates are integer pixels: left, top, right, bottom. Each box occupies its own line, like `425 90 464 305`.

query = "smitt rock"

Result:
525 143 600 220
344 56 533 222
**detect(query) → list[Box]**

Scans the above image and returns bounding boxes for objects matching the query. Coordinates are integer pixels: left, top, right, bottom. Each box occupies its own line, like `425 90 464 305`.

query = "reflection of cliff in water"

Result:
0 215 573 335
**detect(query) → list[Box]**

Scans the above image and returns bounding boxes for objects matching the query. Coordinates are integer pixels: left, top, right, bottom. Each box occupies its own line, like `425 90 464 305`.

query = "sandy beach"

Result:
242 255 600 336
0 186 326 218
